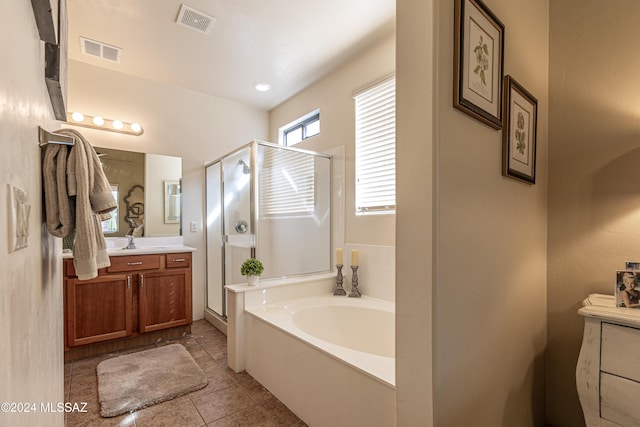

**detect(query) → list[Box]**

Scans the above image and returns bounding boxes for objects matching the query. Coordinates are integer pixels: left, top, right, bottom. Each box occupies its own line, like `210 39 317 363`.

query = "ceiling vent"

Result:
80 37 122 63
176 4 215 35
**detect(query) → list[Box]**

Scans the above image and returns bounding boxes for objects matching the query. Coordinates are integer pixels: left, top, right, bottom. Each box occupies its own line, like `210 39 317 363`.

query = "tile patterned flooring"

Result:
64 320 306 426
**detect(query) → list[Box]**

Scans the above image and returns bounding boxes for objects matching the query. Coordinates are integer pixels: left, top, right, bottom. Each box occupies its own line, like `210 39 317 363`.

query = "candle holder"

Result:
348 265 361 298
333 264 346 296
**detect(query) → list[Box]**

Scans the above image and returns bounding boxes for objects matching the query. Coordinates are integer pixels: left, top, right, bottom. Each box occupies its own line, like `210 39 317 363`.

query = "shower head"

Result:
238 159 250 174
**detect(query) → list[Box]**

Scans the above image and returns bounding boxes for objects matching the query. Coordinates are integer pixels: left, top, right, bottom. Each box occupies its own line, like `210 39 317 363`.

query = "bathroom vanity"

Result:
63 244 195 360
577 293 640 426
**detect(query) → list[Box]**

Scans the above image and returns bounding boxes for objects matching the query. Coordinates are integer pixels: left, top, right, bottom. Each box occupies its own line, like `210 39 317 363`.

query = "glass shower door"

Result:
223 148 254 286
205 161 224 316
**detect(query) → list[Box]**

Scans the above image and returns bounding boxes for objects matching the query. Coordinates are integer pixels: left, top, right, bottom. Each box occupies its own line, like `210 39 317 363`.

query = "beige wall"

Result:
268 32 396 247
430 0 549 425
0 2 65 426
547 1 640 425
66 61 269 320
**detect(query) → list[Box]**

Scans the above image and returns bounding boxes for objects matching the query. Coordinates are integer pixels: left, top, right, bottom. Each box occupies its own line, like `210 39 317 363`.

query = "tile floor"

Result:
64 319 306 426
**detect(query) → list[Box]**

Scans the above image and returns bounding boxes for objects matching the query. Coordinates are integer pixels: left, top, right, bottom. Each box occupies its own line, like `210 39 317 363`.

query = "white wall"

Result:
0 2 65 426
547 2 640 425
269 31 396 248
429 0 549 425
66 60 269 320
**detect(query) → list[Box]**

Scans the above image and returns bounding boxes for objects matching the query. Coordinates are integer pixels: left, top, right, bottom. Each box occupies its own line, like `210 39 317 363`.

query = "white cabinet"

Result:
577 294 640 426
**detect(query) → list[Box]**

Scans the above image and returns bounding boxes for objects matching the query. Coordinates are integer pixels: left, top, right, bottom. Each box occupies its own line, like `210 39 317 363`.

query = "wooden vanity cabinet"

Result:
139 253 193 333
63 252 192 350
65 273 132 347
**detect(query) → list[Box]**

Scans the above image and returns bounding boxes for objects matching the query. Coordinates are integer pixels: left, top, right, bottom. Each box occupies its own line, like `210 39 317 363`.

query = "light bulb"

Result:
112 120 123 130
253 82 271 92
71 112 84 122
93 116 105 126
130 123 142 133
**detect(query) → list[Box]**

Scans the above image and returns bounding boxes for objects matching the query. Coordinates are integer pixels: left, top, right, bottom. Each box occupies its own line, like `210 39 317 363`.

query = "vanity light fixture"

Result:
66 112 144 136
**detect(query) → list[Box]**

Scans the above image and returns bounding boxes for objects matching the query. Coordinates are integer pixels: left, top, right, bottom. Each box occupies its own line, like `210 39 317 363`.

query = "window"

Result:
259 148 315 217
354 75 396 215
279 109 320 146
101 184 119 233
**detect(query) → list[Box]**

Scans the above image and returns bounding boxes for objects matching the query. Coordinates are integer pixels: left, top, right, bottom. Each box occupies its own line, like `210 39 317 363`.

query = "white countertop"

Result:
579 293 640 327
62 236 196 259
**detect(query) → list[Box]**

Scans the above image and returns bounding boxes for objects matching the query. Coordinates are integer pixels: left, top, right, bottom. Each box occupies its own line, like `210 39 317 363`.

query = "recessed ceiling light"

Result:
254 82 271 92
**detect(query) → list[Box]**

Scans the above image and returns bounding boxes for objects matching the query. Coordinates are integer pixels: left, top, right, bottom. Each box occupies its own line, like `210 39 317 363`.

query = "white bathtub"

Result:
244 294 396 426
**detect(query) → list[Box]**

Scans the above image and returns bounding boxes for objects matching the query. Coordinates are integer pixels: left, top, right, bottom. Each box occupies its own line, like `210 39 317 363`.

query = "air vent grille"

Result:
177 4 215 34
80 37 121 63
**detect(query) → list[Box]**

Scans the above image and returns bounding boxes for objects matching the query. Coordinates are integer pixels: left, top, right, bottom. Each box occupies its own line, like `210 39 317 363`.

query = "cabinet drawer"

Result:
601 372 640 426
108 255 161 272
64 259 108 278
601 323 640 383
166 253 191 268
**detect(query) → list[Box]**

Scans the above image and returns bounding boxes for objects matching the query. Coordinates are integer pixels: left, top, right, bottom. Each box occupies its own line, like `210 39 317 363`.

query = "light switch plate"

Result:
7 184 30 252
190 221 197 232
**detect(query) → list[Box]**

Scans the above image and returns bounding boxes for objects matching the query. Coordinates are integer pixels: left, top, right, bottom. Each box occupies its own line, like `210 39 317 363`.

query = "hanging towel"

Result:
43 143 74 238
45 129 117 280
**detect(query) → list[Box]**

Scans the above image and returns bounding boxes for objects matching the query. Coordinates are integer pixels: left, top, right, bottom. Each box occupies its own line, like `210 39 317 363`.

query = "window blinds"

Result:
354 77 396 214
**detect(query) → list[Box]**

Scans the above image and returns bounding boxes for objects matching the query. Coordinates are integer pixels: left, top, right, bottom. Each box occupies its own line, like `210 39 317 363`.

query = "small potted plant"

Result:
241 258 264 286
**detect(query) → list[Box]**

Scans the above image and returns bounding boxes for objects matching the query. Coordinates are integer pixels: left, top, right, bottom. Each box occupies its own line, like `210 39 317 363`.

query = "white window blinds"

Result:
354 76 396 215
259 148 315 217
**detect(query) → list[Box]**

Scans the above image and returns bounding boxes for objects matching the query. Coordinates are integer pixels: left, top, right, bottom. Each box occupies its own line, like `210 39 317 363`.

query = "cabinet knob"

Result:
140 274 144 288
127 276 131 289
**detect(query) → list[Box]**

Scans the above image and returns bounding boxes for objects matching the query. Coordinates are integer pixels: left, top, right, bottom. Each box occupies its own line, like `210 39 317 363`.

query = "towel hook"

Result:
38 126 75 147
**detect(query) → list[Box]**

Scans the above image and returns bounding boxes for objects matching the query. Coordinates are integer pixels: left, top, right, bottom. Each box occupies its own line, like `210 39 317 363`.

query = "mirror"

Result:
96 147 182 237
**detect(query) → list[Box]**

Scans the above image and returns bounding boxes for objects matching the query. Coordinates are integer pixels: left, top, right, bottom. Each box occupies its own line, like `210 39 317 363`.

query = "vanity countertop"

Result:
62 236 196 259
62 245 196 259
579 293 640 328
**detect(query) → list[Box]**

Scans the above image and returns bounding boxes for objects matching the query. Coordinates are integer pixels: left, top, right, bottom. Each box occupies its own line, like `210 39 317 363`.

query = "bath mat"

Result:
96 343 208 417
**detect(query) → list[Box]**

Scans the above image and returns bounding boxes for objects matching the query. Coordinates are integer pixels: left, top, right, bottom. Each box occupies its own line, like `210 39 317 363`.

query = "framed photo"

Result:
615 270 640 308
626 261 640 271
453 0 505 129
502 75 538 184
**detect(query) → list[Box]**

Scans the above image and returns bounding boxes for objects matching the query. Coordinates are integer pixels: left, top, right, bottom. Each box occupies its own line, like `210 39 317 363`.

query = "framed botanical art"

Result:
453 0 505 129
502 76 538 184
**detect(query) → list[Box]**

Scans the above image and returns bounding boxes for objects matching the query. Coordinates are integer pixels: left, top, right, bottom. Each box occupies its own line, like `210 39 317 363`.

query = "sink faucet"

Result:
124 235 137 250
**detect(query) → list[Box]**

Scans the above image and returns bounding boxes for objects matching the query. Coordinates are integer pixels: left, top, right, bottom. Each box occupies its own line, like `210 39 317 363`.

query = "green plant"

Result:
240 258 264 276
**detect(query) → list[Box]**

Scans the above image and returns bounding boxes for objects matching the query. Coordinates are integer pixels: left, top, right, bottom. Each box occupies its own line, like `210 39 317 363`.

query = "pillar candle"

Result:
336 248 343 265
351 249 359 266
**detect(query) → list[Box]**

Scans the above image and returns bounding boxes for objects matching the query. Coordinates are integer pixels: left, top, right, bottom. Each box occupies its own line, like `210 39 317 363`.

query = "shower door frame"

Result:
204 140 333 323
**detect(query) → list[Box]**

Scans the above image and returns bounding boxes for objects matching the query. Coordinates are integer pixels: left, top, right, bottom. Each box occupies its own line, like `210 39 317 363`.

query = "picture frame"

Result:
32 0 67 120
502 75 538 184
615 270 640 308
453 0 505 129
164 180 181 224
626 261 640 271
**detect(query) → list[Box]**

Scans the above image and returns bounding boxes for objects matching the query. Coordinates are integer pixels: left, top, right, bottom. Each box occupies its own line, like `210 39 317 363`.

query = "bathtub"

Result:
244 295 395 426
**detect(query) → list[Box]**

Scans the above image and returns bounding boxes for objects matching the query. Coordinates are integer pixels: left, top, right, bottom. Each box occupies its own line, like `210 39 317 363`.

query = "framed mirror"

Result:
96 147 182 237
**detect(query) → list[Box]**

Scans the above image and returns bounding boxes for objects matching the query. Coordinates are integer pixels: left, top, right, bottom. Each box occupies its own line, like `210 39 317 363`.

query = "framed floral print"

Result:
502 75 538 184
453 0 505 129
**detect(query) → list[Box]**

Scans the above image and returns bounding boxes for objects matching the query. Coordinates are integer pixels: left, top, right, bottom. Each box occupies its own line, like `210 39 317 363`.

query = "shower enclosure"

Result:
205 141 332 319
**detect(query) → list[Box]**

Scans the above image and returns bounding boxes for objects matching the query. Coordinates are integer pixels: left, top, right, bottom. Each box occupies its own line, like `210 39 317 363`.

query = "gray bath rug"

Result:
96 343 208 417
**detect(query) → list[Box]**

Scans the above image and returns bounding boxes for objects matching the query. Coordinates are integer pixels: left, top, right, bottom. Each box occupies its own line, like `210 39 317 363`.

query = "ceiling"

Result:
66 0 396 111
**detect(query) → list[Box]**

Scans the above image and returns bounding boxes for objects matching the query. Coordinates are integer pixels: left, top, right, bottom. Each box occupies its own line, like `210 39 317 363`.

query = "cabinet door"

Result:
66 274 133 347
139 269 191 333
